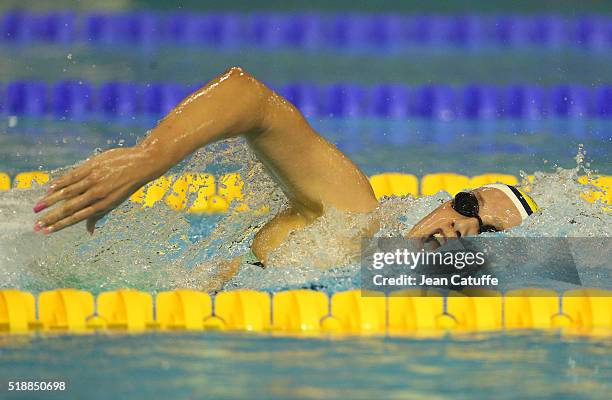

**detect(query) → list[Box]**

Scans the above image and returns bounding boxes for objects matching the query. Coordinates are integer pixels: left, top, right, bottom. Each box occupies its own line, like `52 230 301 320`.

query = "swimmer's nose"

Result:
441 225 458 239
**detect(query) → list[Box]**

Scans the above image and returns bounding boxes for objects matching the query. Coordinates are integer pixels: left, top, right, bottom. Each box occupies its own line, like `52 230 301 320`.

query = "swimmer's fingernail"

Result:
33 202 47 213
33 221 44 232
42 226 53 235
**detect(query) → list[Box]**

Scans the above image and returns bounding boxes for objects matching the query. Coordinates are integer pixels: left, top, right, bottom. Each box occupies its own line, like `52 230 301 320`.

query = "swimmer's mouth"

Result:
424 232 443 250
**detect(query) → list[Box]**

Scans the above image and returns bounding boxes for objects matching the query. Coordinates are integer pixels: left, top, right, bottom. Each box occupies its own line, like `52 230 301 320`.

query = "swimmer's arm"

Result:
35 66 376 234
34 67 273 233
135 65 377 217
135 66 271 176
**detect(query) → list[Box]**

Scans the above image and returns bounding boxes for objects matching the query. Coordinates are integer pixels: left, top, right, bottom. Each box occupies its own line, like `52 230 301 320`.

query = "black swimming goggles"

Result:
451 191 499 233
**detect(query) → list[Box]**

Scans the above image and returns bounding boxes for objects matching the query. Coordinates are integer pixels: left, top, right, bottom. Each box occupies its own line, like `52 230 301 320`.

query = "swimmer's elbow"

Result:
224 66 273 126
225 66 268 98
225 65 249 78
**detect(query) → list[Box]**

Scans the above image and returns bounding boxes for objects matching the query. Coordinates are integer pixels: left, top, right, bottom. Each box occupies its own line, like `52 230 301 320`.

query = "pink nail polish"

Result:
42 227 53 235
33 202 47 213
34 222 43 232
47 185 56 194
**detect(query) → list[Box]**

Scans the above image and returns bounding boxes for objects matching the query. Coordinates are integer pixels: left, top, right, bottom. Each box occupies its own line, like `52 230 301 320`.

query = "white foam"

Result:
0 143 609 293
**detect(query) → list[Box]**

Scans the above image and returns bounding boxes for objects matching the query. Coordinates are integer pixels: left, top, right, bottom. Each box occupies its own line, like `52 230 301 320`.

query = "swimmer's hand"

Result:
33 146 161 234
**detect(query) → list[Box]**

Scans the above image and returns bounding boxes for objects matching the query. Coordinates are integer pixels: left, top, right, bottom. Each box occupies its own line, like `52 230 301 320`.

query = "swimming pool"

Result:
1 332 610 399
1 8 611 400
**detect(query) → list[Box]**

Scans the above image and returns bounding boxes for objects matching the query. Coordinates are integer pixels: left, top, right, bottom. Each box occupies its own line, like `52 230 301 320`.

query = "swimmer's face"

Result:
407 186 523 248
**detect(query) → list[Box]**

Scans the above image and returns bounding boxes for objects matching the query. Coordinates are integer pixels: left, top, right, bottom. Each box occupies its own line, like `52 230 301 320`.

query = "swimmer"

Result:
32 66 537 273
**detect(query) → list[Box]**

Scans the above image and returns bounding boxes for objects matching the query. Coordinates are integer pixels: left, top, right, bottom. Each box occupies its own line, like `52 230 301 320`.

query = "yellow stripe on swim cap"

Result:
482 183 539 221
516 188 539 214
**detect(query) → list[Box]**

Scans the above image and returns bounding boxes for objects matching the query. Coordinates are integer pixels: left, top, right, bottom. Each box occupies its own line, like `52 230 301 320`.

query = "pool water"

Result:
1 9 611 400
1 332 610 400
1 113 609 399
1 116 610 177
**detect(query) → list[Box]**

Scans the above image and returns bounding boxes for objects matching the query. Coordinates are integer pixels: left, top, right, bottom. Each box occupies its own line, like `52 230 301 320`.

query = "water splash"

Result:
0 142 609 294
0 138 283 293
219 144 612 292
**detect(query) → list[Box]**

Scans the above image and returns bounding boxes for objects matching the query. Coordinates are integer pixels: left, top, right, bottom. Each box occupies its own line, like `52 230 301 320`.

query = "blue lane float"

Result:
2 80 612 121
6 81 47 115
1 11 611 50
368 85 411 118
52 81 93 117
85 12 163 46
322 83 367 118
462 85 501 120
143 83 191 116
594 86 612 117
1 10 76 43
504 85 547 119
550 85 590 118
278 83 320 118
410 85 457 120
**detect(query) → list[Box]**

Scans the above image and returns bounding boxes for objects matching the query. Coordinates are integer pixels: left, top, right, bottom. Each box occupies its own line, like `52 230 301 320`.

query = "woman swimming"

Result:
32 66 537 271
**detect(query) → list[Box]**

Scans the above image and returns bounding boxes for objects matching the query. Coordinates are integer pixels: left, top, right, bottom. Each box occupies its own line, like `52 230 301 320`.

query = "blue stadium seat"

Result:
6 81 47 115
52 81 93 117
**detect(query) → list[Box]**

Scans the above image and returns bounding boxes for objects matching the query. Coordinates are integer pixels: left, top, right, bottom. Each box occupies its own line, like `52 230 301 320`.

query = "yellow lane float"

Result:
0 288 609 336
3 171 610 211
